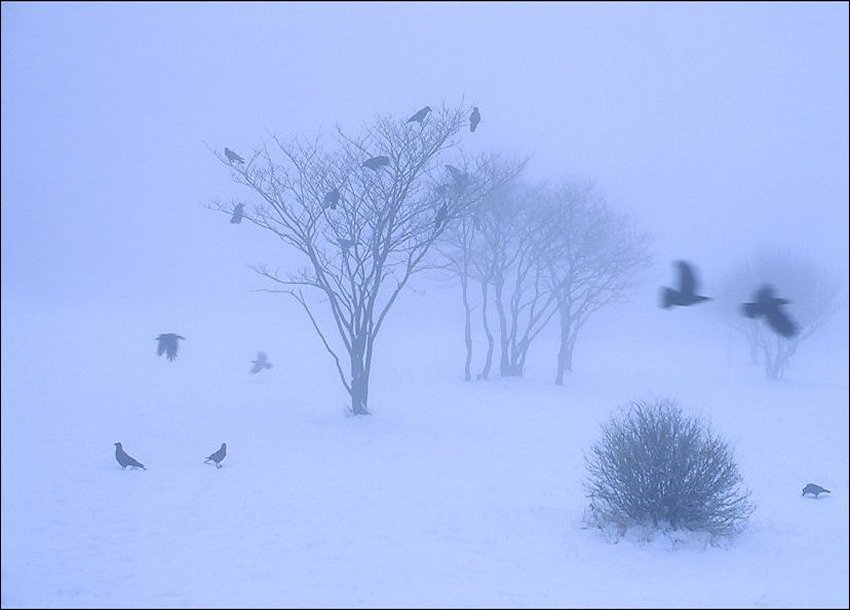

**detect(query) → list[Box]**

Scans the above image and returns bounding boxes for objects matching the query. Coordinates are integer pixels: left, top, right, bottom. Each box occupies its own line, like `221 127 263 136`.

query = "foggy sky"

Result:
2 2 848 316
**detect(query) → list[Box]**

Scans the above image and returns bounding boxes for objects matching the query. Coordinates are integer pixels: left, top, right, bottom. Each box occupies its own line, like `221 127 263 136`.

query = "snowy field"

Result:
2 288 847 609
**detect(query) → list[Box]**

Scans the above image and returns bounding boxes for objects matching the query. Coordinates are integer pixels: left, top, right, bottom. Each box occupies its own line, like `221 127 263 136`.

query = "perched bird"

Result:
660 260 712 308
407 105 432 124
435 202 448 230
362 155 390 171
230 203 245 224
339 237 355 251
323 188 340 210
224 147 245 164
802 483 830 498
114 442 146 470
250 351 273 374
741 284 798 338
470 107 481 132
205 443 227 469
445 164 469 192
155 333 185 362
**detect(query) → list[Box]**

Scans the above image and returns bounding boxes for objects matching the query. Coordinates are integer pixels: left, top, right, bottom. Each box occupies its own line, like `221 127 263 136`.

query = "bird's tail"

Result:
660 287 675 309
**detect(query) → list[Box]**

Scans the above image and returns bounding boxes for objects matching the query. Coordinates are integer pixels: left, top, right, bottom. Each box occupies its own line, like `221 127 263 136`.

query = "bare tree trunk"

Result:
555 307 572 385
349 335 370 414
461 262 472 381
479 279 494 380
494 273 515 377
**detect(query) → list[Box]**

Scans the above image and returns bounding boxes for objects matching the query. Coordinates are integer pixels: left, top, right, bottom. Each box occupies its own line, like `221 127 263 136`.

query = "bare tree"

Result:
540 181 653 385
436 158 527 380
716 250 842 380
212 105 500 414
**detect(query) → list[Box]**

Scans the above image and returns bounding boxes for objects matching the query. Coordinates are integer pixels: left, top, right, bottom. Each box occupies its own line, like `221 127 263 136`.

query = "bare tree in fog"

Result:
213 104 504 414
717 250 841 380
540 181 653 385
437 158 527 381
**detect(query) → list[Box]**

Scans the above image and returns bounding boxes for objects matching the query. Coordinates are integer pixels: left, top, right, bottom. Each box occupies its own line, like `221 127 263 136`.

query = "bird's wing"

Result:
156 338 166 357
256 351 267 363
250 361 263 374
764 305 798 338
676 261 697 295
755 284 775 305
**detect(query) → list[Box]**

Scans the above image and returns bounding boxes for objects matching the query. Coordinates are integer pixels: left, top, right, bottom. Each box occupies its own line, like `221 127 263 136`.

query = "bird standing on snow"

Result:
741 284 798 338
470 107 481 132
114 442 146 470
230 203 245 224
660 260 712 309
205 443 227 468
250 351 273 374
407 106 432 124
802 483 830 498
224 147 245 164
155 333 185 362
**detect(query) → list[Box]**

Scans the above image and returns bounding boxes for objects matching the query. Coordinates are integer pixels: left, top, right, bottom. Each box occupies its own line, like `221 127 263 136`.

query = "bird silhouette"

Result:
339 237 355 251
114 442 146 470
230 203 245 224
250 351 273 374
323 188 340 210
741 284 798 338
802 483 830 498
470 107 481 132
362 155 390 171
435 202 448 230
660 261 712 308
155 333 185 362
444 164 469 192
407 106 432 124
224 147 245 164
205 443 227 468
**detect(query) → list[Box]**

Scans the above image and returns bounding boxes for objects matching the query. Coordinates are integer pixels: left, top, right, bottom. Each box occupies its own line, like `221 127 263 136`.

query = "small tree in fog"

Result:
540 181 653 384
716 250 841 380
213 104 503 414
584 398 755 538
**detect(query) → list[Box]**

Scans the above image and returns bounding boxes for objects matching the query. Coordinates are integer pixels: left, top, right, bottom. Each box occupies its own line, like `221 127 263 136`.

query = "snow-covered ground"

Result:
1 288 847 608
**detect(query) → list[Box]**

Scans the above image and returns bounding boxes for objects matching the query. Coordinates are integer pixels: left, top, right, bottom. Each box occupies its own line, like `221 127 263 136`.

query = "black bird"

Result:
250 351 273 374
802 483 830 498
362 155 390 171
230 203 245 224
660 260 712 308
470 107 481 132
339 237 355 251
445 164 465 183
205 443 227 469
114 442 146 470
224 147 245 164
435 202 448 230
323 188 340 210
741 284 798 338
155 333 185 362
407 105 432 124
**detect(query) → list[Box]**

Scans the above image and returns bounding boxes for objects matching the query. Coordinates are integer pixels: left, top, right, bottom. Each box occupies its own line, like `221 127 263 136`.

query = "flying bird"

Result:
323 188 340 210
230 203 245 224
205 443 227 469
435 202 448 230
802 483 830 498
250 351 273 374
407 105 432 124
114 442 146 470
741 284 798 338
155 333 185 362
660 260 712 308
362 155 390 171
224 147 245 164
470 107 481 132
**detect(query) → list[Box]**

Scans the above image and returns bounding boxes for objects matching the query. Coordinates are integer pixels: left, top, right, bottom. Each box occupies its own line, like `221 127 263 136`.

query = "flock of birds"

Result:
120 115 830 501
660 260 799 338
223 105 482 233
